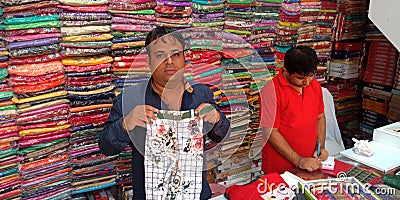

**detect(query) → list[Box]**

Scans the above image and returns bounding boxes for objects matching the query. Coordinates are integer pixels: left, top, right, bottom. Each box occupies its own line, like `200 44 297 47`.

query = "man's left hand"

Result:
195 103 220 124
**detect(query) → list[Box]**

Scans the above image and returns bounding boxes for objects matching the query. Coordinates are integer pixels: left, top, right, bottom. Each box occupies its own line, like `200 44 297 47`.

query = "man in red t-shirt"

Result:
259 46 329 174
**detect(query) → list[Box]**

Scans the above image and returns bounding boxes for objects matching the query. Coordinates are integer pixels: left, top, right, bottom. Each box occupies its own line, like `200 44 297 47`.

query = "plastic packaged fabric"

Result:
61 25 111 37
17 99 68 114
112 16 155 25
57 4 108 12
112 48 143 56
113 54 148 62
61 41 112 49
0 68 7 79
61 55 113 66
18 115 69 126
8 52 63 65
6 20 61 30
62 33 113 42
19 132 70 148
2 1 59 12
13 78 65 94
4 14 59 25
18 119 69 131
19 124 70 136
9 43 62 57
67 85 114 96
8 37 60 50
69 107 110 117
59 0 109 6
70 113 109 126
109 9 155 15
61 47 109 57
12 91 67 104
61 20 112 27
0 105 16 111
68 90 114 101
60 12 111 21
6 32 62 42
66 68 110 77
111 24 154 32
8 60 63 76
110 1 156 11
3 7 61 19
15 85 64 99
69 99 113 107
64 63 110 73
5 28 60 37
66 75 112 86
0 62 8 68
17 104 68 120
10 71 64 84
66 83 111 92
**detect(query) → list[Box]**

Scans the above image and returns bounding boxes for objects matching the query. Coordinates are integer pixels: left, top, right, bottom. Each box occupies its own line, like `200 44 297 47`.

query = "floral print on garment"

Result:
145 110 203 200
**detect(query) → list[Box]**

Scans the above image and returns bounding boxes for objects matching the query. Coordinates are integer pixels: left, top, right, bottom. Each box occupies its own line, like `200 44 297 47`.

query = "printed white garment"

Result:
145 110 204 200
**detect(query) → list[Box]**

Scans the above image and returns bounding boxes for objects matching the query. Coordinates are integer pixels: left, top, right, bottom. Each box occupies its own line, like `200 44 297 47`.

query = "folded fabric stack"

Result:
365 20 386 41
273 0 301 69
182 29 223 149
297 0 319 43
253 0 280 51
58 0 117 196
115 146 133 190
215 32 255 187
388 63 400 121
155 0 192 28
224 0 254 43
334 0 367 41
192 0 224 29
109 0 155 95
326 41 363 148
0 7 22 200
3 1 73 199
359 41 398 139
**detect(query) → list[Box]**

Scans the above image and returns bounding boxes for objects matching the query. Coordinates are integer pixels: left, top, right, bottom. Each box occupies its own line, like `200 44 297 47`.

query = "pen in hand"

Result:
317 141 321 158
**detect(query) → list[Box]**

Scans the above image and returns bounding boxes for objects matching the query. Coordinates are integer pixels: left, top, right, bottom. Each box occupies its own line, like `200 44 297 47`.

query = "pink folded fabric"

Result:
6 33 63 42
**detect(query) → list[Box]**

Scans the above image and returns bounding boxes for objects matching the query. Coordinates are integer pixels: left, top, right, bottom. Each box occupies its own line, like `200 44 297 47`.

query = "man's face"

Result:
148 36 185 86
285 71 314 88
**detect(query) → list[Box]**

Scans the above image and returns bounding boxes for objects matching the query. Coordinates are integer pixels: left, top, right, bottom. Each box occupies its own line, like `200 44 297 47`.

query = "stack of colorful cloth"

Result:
192 0 224 29
155 0 192 28
115 146 133 191
58 0 117 196
215 32 254 186
359 41 398 139
334 0 367 41
224 0 254 43
274 0 301 69
0 6 22 200
3 1 73 199
183 29 223 149
252 0 280 50
327 41 363 148
388 61 400 121
297 0 320 43
109 0 155 94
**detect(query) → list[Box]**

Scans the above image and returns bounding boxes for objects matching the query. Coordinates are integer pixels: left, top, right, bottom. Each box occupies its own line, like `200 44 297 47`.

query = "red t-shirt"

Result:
259 71 324 174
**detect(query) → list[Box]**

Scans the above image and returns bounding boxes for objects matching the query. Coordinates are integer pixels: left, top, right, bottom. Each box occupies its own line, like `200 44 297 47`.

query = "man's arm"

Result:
98 95 131 156
314 113 328 160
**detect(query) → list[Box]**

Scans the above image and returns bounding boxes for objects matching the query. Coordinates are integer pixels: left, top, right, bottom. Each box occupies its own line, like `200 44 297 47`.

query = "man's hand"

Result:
195 103 220 124
298 157 322 172
313 148 329 161
123 105 158 131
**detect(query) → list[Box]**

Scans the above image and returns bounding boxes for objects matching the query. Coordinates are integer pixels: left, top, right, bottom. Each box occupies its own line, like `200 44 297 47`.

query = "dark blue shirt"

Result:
98 80 230 200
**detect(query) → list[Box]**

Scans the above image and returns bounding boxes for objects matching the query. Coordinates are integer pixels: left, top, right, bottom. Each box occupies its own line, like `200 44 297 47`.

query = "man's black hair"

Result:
145 27 185 60
284 46 318 76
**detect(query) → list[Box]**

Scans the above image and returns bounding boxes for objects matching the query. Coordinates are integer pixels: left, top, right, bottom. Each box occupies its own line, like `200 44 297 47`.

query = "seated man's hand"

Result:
195 103 220 124
298 157 322 172
123 105 158 131
313 148 329 161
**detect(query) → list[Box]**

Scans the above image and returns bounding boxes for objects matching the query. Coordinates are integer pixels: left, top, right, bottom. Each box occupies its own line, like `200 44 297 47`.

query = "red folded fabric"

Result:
18 119 69 131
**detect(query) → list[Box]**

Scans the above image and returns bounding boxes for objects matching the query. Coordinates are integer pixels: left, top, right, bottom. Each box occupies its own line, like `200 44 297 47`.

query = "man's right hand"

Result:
122 105 158 131
298 157 322 172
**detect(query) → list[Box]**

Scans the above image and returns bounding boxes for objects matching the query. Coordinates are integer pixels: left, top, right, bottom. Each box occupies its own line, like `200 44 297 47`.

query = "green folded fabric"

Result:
226 0 254 4
6 20 61 30
224 29 252 35
0 68 8 79
18 138 67 155
0 105 16 111
192 21 224 27
112 32 148 37
5 14 59 25
0 92 12 99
